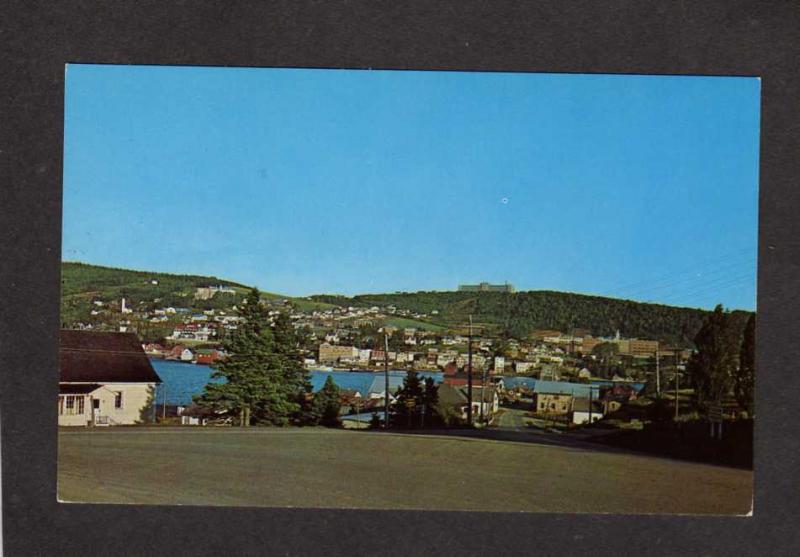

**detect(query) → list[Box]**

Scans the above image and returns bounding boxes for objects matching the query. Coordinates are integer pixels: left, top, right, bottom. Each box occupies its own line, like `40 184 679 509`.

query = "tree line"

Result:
311 290 752 347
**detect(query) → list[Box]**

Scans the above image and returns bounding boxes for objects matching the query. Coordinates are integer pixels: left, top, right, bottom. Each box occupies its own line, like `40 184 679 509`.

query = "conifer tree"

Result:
391 371 424 428
312 375 342 427
421 376 441 427
687 304 740 412
194 287 309 426
270 311 315 425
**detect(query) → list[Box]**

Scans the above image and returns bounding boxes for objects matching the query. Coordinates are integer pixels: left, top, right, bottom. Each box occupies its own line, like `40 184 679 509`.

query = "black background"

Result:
1 1 799 555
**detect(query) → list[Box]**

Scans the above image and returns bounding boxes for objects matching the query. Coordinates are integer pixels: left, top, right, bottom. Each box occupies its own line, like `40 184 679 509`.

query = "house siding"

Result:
58 383 157 426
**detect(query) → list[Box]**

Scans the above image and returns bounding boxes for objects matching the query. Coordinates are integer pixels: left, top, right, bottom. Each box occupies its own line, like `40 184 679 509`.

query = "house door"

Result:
92 398 101 423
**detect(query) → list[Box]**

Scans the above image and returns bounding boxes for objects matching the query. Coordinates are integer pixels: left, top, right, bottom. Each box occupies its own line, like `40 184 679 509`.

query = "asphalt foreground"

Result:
58 428 752 514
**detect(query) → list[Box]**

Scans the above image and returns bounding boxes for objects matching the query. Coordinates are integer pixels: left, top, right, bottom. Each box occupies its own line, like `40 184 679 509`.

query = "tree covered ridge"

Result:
310 290 753 346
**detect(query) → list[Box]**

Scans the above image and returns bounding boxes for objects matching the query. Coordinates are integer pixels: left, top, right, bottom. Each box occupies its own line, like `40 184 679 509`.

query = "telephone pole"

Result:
467 315 474 427
655 348 661 397
674 350 681 421
384 333 390 429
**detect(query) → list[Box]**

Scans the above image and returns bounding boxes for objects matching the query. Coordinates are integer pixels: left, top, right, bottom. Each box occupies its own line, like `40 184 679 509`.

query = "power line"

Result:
607 247 754 299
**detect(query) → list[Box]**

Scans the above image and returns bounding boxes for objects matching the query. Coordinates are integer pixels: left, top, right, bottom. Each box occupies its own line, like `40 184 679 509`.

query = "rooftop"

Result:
60 330 162 384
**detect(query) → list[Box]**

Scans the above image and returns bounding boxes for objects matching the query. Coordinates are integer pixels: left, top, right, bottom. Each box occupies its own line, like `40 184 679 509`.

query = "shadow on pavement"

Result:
374 424 752 470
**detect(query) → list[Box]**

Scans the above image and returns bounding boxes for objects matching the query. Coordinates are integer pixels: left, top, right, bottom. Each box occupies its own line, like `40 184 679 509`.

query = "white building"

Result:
59 330 162 426
493 356 505 375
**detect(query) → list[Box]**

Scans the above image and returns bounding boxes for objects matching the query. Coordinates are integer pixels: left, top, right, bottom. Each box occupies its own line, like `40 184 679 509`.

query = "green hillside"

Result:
310 291 752 346
60 262 334 325
61 261 248 298
61 262 751 347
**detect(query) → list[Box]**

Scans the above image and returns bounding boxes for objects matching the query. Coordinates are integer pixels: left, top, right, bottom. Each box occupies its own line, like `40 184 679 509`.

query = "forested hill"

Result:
310 291 752 346
61 262 751 346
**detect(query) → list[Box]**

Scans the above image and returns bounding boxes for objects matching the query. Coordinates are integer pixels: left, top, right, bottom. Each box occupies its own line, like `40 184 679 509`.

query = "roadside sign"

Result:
709 405 723 423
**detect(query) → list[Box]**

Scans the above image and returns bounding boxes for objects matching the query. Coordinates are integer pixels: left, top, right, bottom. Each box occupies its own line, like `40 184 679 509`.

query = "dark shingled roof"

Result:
60 330 162 383
59 383 102 394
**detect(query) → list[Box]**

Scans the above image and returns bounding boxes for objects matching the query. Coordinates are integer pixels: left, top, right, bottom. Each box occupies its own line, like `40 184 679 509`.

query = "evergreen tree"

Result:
194 288 307 426
391 371 424 428
312 376 342 427
687 304 741 412
734 313 755 416
421 376 441 427
271 311 315 425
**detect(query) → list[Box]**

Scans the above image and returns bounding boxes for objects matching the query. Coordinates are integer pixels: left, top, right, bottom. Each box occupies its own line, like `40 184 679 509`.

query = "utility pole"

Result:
384 333 390 429
674 350 681 421
162 384 167 421
655 348 661 397
480 363 488 424
588 384 593 424
467 315 474 427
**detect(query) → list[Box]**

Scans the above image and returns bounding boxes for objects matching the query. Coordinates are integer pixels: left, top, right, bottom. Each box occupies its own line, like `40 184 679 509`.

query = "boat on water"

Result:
309 365 334 372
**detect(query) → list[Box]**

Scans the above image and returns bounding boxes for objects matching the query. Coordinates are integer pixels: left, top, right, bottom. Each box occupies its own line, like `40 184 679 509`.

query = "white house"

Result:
59 330 162 426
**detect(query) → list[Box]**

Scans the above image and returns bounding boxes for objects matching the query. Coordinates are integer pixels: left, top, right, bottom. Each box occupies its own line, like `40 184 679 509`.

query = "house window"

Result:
550 403 555 410
539 402 545 410
61 395 85 415
114 392 123 409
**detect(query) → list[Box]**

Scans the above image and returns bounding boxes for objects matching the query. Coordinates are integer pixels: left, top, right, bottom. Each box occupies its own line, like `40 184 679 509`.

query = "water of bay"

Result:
151 359 444 405
150 359 644 406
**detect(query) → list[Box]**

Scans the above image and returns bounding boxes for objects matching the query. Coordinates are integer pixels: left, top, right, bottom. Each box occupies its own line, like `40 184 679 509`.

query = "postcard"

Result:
58 65 759 514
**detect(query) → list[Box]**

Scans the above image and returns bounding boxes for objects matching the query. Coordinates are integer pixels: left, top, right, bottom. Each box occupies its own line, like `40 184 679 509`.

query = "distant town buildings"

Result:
194 285 237 300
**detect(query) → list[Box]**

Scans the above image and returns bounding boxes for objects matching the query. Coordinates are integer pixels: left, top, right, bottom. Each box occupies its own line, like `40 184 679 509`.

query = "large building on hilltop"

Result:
458 282 515 293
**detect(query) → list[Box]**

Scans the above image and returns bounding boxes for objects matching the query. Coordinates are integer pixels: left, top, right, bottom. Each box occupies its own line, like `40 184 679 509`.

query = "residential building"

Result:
437 384 499 423
532 380 594 415
493 356 505 375
59 330 162 426
514 361 535 374
571 398 605 425
195 349 225 365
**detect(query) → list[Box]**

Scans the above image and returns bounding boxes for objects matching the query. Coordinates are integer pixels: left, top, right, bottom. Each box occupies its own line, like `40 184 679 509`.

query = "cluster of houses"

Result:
142 343 226 365
310 325 683 384
527 380 639 425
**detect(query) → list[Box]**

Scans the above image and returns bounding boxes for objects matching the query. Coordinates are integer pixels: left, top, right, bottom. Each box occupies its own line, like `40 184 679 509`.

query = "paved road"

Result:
495 407 529 430
58 427 752 514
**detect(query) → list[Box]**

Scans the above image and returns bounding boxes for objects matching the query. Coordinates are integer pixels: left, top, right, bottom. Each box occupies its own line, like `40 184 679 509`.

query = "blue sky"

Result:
62 65 760 310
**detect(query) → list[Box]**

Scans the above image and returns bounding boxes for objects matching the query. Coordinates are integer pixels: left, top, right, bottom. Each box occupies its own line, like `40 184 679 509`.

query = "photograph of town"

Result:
58 65 759 514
